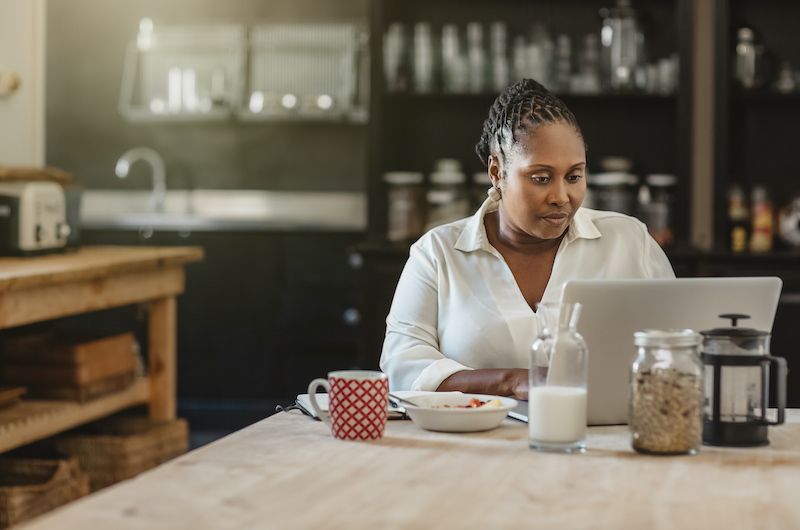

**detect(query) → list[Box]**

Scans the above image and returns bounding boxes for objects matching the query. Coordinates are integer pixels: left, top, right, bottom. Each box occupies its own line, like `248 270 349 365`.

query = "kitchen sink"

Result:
80 190 367 232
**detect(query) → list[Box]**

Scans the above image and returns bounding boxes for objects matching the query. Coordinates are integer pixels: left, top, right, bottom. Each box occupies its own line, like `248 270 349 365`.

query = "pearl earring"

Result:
487 186 502 202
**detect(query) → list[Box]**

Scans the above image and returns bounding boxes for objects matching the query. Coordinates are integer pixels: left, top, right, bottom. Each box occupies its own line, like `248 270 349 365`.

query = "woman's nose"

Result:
547 180 569 205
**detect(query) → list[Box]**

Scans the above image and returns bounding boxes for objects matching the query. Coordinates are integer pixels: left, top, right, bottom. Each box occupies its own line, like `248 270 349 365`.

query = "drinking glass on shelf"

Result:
527 23 554 88
570 33 601 94
553 34 572 93
414 22 435 93
384 22 407 92
441 24 467 93
513 35 528 82
490 22 509 92
467 22 486 93
529 302 589 454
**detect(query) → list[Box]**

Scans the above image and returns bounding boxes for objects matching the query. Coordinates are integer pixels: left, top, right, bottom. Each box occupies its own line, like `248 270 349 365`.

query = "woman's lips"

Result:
541 213 569 226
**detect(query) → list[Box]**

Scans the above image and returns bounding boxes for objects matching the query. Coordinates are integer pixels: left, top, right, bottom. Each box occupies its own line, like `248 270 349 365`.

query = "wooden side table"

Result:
0 245 203 454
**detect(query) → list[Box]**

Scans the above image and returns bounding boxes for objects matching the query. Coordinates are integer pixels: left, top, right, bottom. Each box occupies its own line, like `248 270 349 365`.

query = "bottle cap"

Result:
737 27 755 42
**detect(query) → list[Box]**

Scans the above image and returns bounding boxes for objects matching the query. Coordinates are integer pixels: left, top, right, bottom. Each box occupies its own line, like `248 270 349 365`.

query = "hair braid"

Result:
476 79 585 168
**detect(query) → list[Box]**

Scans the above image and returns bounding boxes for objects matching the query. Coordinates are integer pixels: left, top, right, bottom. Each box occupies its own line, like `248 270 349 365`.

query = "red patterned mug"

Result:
308 370 389 440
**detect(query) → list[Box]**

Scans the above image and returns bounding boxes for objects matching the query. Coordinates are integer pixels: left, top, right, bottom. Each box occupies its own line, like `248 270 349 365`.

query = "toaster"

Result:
0 181 71 256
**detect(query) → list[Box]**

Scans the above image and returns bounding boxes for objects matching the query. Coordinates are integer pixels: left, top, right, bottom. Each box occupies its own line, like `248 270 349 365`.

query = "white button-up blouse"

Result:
379 198 676 392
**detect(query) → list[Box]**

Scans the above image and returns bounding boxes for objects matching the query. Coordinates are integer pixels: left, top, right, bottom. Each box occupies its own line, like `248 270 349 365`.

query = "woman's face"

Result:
489 122 587 241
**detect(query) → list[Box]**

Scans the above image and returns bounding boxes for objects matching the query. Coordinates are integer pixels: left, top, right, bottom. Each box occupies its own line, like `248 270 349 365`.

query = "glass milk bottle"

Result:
529 302 589 453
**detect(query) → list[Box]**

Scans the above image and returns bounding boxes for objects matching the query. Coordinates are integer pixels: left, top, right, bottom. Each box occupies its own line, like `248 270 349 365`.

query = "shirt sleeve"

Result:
379 242 473 392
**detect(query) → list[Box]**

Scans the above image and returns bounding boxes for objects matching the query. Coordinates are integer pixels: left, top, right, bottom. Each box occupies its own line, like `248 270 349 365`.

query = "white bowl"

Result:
401 393 518 433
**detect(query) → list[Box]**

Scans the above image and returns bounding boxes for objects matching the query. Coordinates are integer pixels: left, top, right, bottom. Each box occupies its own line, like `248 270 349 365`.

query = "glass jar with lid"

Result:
383 172 426 242
425 160 469 230
638 174 676 247
588 172 638 216
630 329 703 455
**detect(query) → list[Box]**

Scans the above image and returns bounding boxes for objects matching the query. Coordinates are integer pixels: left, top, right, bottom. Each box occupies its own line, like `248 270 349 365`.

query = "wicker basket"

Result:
0 458 90 529
51 416 189 492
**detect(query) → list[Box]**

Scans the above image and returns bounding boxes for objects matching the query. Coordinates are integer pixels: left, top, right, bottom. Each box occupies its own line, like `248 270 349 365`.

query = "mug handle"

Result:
308 378 331 427
760 356 787 426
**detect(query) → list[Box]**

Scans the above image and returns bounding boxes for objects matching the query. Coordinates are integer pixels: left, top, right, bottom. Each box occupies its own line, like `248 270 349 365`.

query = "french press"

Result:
700 314 787 446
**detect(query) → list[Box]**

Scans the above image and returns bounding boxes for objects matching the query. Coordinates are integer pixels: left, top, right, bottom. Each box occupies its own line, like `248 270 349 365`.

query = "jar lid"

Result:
590 172 639 186
598 156 633 173
427 189 456 204
434 158 462 172
699 314 769 339
645 174 677 187
634 329 701 347
430 171 466 184
383 172 424 184
473 172 493 185
737 27 755 42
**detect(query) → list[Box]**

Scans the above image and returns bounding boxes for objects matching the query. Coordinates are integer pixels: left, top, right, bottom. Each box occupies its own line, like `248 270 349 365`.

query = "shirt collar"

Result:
454 199 601 253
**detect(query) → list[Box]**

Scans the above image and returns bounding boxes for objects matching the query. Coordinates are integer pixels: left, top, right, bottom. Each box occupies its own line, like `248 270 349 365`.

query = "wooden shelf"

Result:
382 92 678 103
0 377 150 454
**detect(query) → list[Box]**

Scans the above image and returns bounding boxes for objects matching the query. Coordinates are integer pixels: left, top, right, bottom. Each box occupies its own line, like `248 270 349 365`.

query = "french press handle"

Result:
760 356 787 426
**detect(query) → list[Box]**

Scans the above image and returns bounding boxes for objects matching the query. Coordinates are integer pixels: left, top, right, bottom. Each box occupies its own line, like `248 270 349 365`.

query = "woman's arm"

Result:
381 243 474 391
437 368 529 400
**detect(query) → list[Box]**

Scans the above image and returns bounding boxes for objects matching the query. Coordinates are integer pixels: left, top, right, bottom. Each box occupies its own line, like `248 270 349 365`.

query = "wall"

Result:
0 0 45 166
45 0 369 192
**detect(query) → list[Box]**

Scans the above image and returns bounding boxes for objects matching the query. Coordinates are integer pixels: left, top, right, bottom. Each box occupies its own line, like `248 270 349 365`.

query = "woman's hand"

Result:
504 369 529 400
437 368 529 400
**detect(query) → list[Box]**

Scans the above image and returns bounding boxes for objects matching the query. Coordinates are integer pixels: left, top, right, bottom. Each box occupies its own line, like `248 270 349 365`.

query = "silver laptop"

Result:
510 277 783 425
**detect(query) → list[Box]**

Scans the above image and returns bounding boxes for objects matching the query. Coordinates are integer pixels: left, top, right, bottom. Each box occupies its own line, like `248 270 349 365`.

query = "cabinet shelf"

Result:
383 92 678 103
0 378 150 454
730 92 800 103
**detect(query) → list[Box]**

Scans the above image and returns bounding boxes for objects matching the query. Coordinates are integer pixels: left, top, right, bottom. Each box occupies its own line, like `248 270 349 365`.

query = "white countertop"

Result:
80 190 367 232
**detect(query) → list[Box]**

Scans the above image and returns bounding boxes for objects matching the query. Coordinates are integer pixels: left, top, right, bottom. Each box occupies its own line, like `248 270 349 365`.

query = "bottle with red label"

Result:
727 184 749 252
749 185 773 252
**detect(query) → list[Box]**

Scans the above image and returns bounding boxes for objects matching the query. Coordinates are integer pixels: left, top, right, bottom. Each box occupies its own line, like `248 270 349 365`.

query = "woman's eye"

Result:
532 174 550 183
567 174 584 182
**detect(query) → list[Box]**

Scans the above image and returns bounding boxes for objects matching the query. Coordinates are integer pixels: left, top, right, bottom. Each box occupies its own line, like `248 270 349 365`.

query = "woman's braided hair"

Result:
475 79 585 171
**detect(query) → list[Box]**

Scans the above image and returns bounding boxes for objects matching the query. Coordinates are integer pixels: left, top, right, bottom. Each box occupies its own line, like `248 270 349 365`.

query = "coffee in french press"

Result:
700 314 787 447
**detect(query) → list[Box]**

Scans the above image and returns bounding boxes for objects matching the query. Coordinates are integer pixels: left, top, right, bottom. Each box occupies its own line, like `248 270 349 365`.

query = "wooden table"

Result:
0 246 203 454
18 409 800 529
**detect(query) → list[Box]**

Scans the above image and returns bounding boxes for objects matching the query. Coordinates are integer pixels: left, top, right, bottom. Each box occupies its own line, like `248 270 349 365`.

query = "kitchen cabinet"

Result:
0 246 202 454
713 0 800 247
356 0 694 368
366 0 693 244
705 0 800 406
80 230 364 404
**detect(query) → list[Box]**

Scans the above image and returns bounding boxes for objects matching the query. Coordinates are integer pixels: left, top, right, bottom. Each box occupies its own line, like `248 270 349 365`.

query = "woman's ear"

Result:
488 155 502 188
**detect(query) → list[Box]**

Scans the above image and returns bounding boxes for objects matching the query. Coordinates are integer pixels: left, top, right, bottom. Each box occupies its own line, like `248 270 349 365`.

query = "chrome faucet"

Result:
115 147 166 213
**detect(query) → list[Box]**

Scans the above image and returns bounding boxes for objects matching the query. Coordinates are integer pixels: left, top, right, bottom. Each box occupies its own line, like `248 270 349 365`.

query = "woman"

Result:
380 79 674 399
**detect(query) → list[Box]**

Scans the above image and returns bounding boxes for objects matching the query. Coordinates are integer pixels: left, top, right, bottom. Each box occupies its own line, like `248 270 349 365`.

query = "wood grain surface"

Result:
0 246 201 451
0 246 202 329
0 379 150 453
0 246 203 292
18 410 800 530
